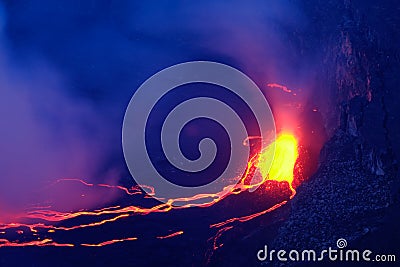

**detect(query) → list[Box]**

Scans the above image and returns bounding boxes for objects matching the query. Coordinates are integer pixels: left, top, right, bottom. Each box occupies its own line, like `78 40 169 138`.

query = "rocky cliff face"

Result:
272 0 400 265
328 1 396 176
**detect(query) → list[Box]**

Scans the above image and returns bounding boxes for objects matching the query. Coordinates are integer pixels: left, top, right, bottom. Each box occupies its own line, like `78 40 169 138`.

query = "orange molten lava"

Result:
258 133 299 190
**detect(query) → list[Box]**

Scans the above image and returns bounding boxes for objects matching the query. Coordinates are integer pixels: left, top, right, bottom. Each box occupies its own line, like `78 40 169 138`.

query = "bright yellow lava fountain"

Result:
258 133 299 189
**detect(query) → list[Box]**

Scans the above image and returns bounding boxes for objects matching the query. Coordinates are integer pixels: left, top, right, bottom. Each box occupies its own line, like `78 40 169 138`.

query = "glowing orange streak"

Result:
81 237 137 247
0 214 130 233
52 178 145 195
210 190 296 229
24 202 171 221
54 214 130 231
0 222 45 232
209 226 233 250
93 205 121 212
208 201 296 251
156 230 184 239
267 83 292 93
0 238 74 247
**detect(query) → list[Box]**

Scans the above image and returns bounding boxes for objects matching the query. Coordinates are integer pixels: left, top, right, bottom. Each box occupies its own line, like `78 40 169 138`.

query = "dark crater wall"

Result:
271 0 400 266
